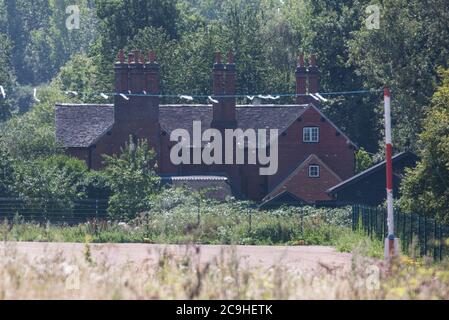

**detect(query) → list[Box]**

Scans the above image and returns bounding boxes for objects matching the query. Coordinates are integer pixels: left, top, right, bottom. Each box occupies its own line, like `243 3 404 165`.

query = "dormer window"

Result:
303 127 319 143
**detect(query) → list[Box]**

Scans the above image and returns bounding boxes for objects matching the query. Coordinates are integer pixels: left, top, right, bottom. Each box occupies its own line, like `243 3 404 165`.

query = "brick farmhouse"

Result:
55 50 357 204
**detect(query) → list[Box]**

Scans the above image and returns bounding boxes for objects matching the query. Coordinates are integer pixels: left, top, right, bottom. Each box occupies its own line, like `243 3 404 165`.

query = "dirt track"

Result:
1 242 352 271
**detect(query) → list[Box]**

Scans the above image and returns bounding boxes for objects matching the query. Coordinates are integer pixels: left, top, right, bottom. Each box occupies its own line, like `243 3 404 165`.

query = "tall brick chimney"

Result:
114 50 160 154
296 53 308 104
308 54 320 95
211 52 237 129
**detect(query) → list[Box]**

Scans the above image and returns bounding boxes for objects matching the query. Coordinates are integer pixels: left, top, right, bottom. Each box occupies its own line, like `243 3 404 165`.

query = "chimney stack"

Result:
211 51 237 129
129 50 145 93
144 50 160 95
295 53 320 104
295 53 308 104
113 49 161 156
308 54 320 95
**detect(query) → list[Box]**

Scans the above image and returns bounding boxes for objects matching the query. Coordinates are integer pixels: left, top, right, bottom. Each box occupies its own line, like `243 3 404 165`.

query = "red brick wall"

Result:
270 106 355 191
268 156 342 203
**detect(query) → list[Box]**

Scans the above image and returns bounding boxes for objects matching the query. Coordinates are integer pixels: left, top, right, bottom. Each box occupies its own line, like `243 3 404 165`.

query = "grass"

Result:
1 243 449 300
0 196 385 259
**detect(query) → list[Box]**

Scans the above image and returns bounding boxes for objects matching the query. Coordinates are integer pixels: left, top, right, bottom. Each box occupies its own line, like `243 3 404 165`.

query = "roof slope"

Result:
55 104 308 148
55 104 114 148
327 151 418 195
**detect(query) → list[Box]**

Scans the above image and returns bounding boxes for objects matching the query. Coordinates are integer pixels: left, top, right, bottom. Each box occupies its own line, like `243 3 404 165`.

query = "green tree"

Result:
0 141 15 196
0 32 15 121
91 0 180 90
349 0 449 151
103 138 160 220
284 0 379 151
0 85 69 161
400 68 449 223
13 154 89 215
355 148 373 173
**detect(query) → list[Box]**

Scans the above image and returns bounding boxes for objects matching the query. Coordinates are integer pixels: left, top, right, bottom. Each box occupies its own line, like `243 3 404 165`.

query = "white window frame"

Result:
303 127 320 143
309 165 320 178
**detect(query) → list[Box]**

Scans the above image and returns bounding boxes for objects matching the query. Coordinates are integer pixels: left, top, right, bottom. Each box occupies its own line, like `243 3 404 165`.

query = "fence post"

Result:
418 215 422 255
424 216 427 256
374 208 379 238
95 199 99 220
367 207 371 238
352 205 356 231
439 225 443 261
248 208 252 234
433 219 438 261
403 211 407 252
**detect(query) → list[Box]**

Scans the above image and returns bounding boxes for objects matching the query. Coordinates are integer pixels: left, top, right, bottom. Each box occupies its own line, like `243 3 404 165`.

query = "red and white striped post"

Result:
384 87 396 259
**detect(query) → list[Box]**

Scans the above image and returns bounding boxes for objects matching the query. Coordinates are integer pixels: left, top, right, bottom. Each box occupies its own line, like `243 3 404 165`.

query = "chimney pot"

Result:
215 52 222 64
133 50 140 64
148 51 157 64
117 49 125 64
298 53 305 67
227 51 234 64
128 52 134 65
310 54 317 67
139 52 145 64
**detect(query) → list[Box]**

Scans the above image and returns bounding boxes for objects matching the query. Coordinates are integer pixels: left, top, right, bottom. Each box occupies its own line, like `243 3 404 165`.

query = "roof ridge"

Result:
56 103 113 107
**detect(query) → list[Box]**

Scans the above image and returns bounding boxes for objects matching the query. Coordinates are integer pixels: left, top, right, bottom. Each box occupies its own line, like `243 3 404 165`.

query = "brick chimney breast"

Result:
144 51 160 94
112 49 161 159
296 53 308 104
212 51 237 129
115 49 128 93
308 54 320 95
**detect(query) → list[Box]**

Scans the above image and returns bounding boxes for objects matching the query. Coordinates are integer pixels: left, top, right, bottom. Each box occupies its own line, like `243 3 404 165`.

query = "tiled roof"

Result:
55 104 114 148
55 104 309 148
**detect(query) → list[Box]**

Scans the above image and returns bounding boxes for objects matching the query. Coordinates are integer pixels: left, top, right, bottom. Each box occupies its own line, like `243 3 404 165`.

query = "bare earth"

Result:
1 242 352 271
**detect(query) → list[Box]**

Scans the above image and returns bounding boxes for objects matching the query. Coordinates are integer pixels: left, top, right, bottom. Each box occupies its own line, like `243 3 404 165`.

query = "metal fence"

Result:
0 198 109 224
352 204 449 260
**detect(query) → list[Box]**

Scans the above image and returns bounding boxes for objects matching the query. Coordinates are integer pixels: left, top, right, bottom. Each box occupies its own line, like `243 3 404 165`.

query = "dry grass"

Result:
1 243 449 300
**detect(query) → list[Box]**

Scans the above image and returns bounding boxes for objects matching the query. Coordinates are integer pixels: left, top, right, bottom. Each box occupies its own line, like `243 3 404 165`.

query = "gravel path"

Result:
1 242 353 271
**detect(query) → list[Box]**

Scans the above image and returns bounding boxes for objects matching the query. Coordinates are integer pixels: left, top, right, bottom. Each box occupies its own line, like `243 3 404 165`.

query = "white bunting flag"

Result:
100 93 109 99
120 93 130 101
208 96 219 104
180 95 194 101
309 94 320 102
33 88 41 102
0 86 5 98
315 93 329 102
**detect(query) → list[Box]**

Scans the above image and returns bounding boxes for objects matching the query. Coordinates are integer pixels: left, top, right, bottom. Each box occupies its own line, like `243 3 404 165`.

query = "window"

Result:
303 127 319 143
309 165 320 178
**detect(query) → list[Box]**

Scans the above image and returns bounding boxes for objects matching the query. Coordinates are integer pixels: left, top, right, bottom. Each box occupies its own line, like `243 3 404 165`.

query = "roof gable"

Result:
259 190 306 209
264 154 343 202
304 104 358 148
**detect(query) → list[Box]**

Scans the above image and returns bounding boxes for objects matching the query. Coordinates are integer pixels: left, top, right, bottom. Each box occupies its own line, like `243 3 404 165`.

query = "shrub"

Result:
103 137 160 221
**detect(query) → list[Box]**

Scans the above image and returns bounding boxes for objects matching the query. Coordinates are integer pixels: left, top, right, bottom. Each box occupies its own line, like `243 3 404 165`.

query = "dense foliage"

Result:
400 69 449 223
